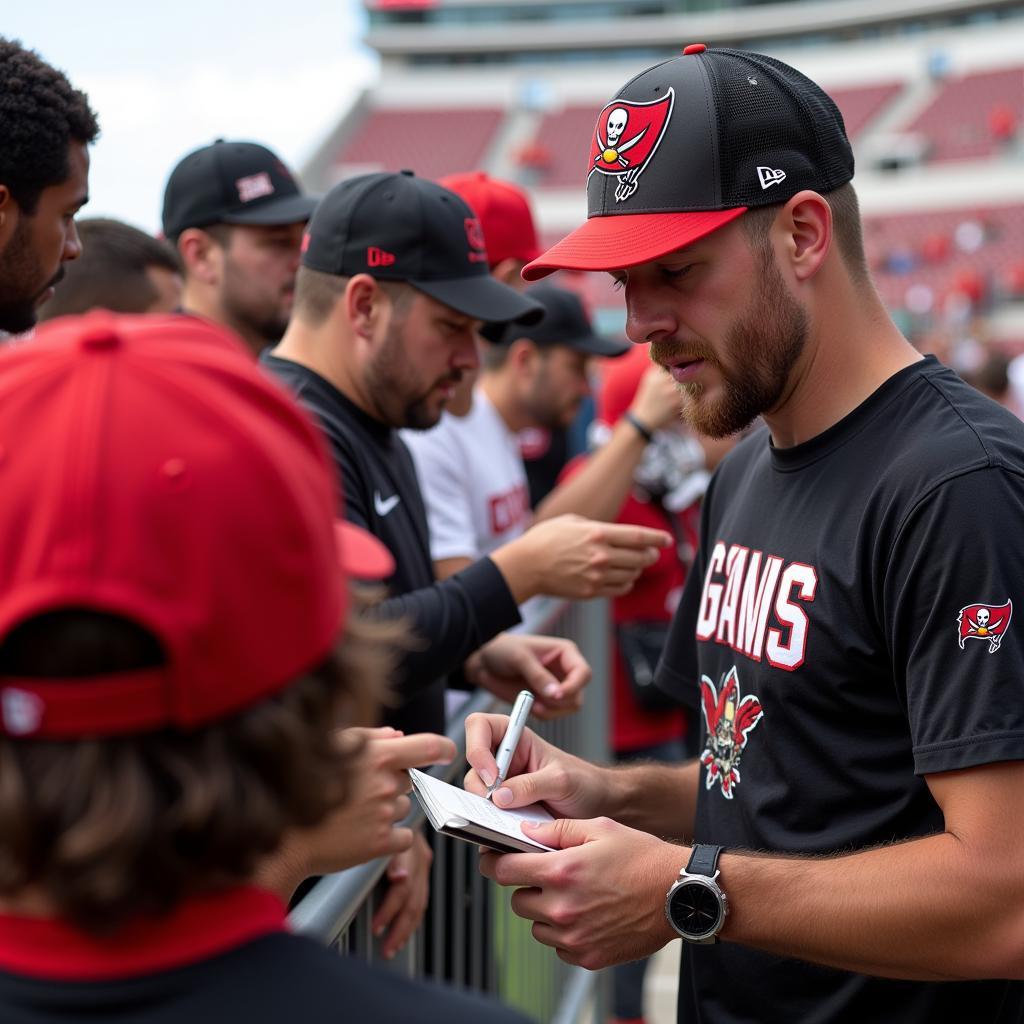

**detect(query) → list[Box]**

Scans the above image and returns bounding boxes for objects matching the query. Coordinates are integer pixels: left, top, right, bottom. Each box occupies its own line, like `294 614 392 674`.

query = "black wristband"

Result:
624 410 654 444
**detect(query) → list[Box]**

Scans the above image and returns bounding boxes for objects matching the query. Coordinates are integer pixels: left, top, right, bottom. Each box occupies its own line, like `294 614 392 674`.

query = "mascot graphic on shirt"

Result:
699 667 764 799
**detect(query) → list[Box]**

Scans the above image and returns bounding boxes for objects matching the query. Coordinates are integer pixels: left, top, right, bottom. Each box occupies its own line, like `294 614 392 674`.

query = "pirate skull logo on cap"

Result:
589 91 674 204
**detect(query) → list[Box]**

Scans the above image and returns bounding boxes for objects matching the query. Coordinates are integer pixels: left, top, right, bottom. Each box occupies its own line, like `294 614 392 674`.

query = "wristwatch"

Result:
664 844 728 944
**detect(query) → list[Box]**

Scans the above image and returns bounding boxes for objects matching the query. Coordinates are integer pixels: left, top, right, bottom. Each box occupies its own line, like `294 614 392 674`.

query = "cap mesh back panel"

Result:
707 50 854 209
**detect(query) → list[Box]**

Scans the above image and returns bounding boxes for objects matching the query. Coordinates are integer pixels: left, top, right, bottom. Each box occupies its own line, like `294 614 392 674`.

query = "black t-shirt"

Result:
262 355 521 734
0 889 532 1024
656 357 1024 1023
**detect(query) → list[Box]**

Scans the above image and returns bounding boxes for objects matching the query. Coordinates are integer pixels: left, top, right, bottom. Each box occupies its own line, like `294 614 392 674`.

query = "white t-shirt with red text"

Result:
403 387 530 563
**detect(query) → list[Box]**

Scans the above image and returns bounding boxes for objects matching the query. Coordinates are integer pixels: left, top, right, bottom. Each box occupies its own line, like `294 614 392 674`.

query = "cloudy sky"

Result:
6 1 378 232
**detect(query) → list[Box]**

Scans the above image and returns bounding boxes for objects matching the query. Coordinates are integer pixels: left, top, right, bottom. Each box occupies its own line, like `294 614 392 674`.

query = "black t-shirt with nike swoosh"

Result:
263 355 521 734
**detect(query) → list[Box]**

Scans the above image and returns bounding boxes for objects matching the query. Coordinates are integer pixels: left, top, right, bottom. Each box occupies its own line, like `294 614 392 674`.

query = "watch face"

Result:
668 879 724 940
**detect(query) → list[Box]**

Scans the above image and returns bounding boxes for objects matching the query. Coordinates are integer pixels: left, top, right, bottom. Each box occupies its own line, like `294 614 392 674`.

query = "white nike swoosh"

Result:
374 491 401 517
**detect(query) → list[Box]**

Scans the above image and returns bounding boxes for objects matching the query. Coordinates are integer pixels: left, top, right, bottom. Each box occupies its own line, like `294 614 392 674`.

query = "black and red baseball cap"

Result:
162 140 318 241
301 171 543 325
0 311 392 739
523 45 854 280
491 283 629 358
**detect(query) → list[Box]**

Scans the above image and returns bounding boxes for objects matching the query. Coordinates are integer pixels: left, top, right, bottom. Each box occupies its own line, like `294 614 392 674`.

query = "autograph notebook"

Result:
409 769 555 854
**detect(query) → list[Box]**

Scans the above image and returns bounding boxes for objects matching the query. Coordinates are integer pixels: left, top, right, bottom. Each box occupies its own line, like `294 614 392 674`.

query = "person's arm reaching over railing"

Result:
535 364 680 524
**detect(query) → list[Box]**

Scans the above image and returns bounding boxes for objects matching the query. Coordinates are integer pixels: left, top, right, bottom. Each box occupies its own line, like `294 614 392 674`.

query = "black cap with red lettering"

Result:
524 45 854 280
302 170 543 325
162 140 317 241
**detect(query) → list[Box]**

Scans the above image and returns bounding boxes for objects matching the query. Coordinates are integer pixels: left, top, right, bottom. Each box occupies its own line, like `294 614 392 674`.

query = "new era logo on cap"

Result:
367 246 396 268
757 166 787 190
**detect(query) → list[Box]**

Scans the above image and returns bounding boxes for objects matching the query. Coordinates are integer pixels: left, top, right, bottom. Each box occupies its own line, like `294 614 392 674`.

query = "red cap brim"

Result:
522 208 748 281
335 521 395 580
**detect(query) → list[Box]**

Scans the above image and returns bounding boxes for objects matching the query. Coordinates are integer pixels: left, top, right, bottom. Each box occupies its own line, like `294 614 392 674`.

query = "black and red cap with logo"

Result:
302 170 542 325
161 139 318 241
524 45 854 280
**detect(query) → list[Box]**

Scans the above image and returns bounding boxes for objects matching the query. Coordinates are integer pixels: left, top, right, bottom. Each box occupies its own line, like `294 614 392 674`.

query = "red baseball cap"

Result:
439 171 540 268
597 344 653 427
0 312 392 739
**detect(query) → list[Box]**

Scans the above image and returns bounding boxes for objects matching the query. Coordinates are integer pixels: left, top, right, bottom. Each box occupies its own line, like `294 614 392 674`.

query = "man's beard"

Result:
524 378 579 432
365 318 461 431
652 251 808 439
221 261 291 350
0 219 59 335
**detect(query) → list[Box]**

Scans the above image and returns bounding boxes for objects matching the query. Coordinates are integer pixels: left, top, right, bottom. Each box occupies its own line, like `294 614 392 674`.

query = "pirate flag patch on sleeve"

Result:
957 599 1012 653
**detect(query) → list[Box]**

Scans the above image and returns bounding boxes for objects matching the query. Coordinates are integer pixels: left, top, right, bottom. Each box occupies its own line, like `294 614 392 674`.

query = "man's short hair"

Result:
0 38 99 214
39 219 181 319
0 603 392 934
293 267 414 328
740 183 869 283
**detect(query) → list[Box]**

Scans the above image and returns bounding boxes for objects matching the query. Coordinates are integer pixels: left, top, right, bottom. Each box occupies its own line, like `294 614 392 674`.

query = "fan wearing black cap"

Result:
265 169 670 734
262 168 680 719
161 139 317 356
404 282 659 584
463 46 1024 1024
263 171 671 960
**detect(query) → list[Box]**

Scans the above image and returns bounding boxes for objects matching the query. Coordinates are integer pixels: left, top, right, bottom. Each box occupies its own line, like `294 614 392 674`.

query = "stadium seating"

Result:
333 106 505 180
904 67 1023 162
829 82 904 139
522 105 600 189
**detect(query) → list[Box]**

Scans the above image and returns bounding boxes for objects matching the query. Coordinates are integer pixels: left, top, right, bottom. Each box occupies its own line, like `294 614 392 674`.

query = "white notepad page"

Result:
409 768 556 851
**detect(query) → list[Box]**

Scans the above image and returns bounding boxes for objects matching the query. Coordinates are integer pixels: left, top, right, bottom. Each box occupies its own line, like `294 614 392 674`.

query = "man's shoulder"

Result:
226 934 531 1023
0 933 529 1024
262 354 379 464
908 361 1024 460
262 354 350 423
876 362 1024 497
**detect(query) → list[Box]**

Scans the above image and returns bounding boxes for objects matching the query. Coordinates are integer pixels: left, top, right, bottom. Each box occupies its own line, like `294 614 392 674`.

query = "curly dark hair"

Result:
0 38 99 214
0 603 396 934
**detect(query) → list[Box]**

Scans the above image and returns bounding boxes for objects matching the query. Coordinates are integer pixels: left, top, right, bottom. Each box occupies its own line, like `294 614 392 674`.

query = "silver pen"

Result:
485 689 534 801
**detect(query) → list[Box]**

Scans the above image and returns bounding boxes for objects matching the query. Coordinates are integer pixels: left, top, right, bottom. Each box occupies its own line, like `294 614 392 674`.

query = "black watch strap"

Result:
686 844 723 877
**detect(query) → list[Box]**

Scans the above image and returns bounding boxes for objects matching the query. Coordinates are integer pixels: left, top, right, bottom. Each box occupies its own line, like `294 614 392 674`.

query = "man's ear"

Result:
491 257 526 288
507 337 540 376
345 274 386 345
777 190 832 284
0 186 20 249
177 228 223 285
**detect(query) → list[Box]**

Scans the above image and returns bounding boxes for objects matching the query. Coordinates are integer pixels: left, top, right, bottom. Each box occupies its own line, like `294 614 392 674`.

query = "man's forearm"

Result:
536 419 647 523
719 832 1024 981
606 758 699 842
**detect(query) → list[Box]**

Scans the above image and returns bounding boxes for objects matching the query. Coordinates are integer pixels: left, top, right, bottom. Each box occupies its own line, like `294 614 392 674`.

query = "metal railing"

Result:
289 596 611 1023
